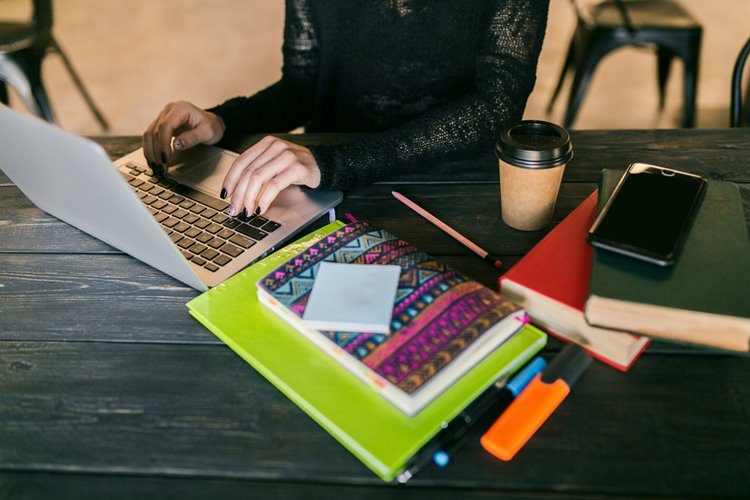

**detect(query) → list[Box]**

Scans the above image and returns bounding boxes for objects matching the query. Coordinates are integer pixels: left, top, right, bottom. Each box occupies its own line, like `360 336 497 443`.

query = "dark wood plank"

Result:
0 472 572 500
1 342 747 497
0 252 507 342
0 251 705 359
0 254 204 343
0 182 597 254
4 129 750 186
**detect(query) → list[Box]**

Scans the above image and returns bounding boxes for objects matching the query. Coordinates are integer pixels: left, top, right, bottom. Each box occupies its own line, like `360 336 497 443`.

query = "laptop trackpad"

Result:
167 145 239 197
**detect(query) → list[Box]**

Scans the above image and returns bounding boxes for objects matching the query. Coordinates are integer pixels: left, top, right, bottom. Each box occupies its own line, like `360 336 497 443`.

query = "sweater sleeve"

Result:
207 0 319 149
309 0 549 191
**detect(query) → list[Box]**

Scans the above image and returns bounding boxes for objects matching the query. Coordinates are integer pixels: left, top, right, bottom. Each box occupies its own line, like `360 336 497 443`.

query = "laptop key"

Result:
152 200 168 210
261 221 281 232
195 218 211 229
154 212 169 223
183 213 200 224
201 248 219 260
213 254 232 267
162 204 178 215
205 223 223 234
229 234 256 249
189 243 208 256
236 224 267 241
162 217 179 228
170 232 184 244
177 238 195 249
196 232 213 243
169 184 229 212
216 228 235 239
212 213 229 224
179 200 195 210
192 257 206 266
219 243 243 258
173 222 191 233
248 216 267 228
173 209 189 219
202 208 218 219
207 237 225 249
222 218 241 229
185 227 202 238
143 195 157 205
204 262 220 272
189 204 207 215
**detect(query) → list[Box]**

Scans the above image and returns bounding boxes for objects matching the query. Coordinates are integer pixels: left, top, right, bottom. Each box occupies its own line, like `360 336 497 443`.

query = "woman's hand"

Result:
223 135 321 217
142 100 225 175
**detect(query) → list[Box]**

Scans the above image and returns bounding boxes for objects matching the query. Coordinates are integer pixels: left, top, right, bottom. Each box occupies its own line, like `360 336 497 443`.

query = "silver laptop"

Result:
0 105 342 291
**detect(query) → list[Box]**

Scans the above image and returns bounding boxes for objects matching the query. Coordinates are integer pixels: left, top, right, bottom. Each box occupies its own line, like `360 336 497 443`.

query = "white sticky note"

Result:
302 262 401 334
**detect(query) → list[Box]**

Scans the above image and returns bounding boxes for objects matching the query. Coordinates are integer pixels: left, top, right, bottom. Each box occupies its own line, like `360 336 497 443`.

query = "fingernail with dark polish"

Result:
254 207 261 215
220 187 227 199
161 152 167 163
242 207 248 218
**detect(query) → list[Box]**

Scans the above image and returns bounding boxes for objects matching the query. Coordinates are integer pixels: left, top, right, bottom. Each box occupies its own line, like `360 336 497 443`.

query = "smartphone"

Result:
588 163 707 266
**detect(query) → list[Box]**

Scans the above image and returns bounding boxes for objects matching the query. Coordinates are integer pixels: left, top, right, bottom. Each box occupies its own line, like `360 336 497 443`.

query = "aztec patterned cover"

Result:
257 221 523 395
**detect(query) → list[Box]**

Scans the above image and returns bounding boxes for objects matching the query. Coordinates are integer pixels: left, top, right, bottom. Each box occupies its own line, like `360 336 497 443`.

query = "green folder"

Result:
187 221 547 481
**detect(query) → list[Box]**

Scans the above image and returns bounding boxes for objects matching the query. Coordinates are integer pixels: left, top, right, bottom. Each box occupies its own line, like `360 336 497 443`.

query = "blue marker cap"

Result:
433 451 450 467
506 357 547 397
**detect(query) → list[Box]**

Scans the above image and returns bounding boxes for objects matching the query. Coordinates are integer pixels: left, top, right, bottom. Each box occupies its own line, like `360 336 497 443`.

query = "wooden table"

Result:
1 130 749 498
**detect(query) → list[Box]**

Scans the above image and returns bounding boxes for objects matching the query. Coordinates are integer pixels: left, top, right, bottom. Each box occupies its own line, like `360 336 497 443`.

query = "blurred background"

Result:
1 0 748 136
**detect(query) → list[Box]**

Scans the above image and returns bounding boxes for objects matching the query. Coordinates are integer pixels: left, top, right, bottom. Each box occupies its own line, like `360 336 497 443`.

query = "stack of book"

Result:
501 169 750 360
187 221 547 482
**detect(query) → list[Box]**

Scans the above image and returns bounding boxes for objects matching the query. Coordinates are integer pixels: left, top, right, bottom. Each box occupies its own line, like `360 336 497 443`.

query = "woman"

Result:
142 0 549 217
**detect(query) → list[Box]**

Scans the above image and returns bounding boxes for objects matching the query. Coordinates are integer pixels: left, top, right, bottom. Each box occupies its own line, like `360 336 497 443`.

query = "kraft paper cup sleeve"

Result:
499 161 565 231
496 120 572 231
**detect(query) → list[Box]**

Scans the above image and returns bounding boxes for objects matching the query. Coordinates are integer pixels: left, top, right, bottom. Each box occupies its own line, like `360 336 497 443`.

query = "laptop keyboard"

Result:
119 162 281 273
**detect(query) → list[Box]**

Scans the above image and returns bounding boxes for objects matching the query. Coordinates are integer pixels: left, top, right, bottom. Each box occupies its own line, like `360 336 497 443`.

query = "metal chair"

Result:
730 37 750 127
0 0 108 130
548 0 702 128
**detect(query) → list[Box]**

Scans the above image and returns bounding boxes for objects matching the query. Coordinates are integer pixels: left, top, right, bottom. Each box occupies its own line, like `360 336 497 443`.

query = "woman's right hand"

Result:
142 100 226 175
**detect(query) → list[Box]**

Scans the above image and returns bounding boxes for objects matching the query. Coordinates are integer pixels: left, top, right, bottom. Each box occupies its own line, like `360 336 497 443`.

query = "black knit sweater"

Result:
208 0 549 191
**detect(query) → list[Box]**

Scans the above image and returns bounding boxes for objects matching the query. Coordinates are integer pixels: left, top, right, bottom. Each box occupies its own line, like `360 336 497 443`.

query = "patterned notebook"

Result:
256 221 527 416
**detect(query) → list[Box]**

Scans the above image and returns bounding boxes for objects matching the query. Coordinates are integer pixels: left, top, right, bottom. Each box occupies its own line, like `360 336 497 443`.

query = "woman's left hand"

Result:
222 136 322 217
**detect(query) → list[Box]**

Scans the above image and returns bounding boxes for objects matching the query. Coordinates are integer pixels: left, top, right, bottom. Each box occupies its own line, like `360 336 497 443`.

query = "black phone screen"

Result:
590 165 707 265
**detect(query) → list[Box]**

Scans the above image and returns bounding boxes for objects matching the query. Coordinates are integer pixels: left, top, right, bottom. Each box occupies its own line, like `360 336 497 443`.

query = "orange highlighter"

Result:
481 343 591 461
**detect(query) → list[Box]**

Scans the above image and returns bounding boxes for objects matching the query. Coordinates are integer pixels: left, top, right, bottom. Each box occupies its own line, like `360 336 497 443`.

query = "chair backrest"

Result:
730 37 750 127
569 0 635 33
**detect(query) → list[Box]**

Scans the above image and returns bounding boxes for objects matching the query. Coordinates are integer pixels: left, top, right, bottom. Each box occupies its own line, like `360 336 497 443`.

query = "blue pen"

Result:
396 356 547 483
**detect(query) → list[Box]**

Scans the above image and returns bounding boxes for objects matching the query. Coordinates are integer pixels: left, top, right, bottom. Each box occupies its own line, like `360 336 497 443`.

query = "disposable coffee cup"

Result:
496 120 573 231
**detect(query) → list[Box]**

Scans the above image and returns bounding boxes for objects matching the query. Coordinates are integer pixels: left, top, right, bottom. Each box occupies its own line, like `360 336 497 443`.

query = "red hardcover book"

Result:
499 190 649 371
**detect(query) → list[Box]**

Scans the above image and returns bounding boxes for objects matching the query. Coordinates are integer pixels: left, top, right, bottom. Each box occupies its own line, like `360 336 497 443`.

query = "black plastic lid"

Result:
496 120 573 169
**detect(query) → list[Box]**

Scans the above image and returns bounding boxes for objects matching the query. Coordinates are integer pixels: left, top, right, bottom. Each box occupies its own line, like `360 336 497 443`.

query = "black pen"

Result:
396 356 547 483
